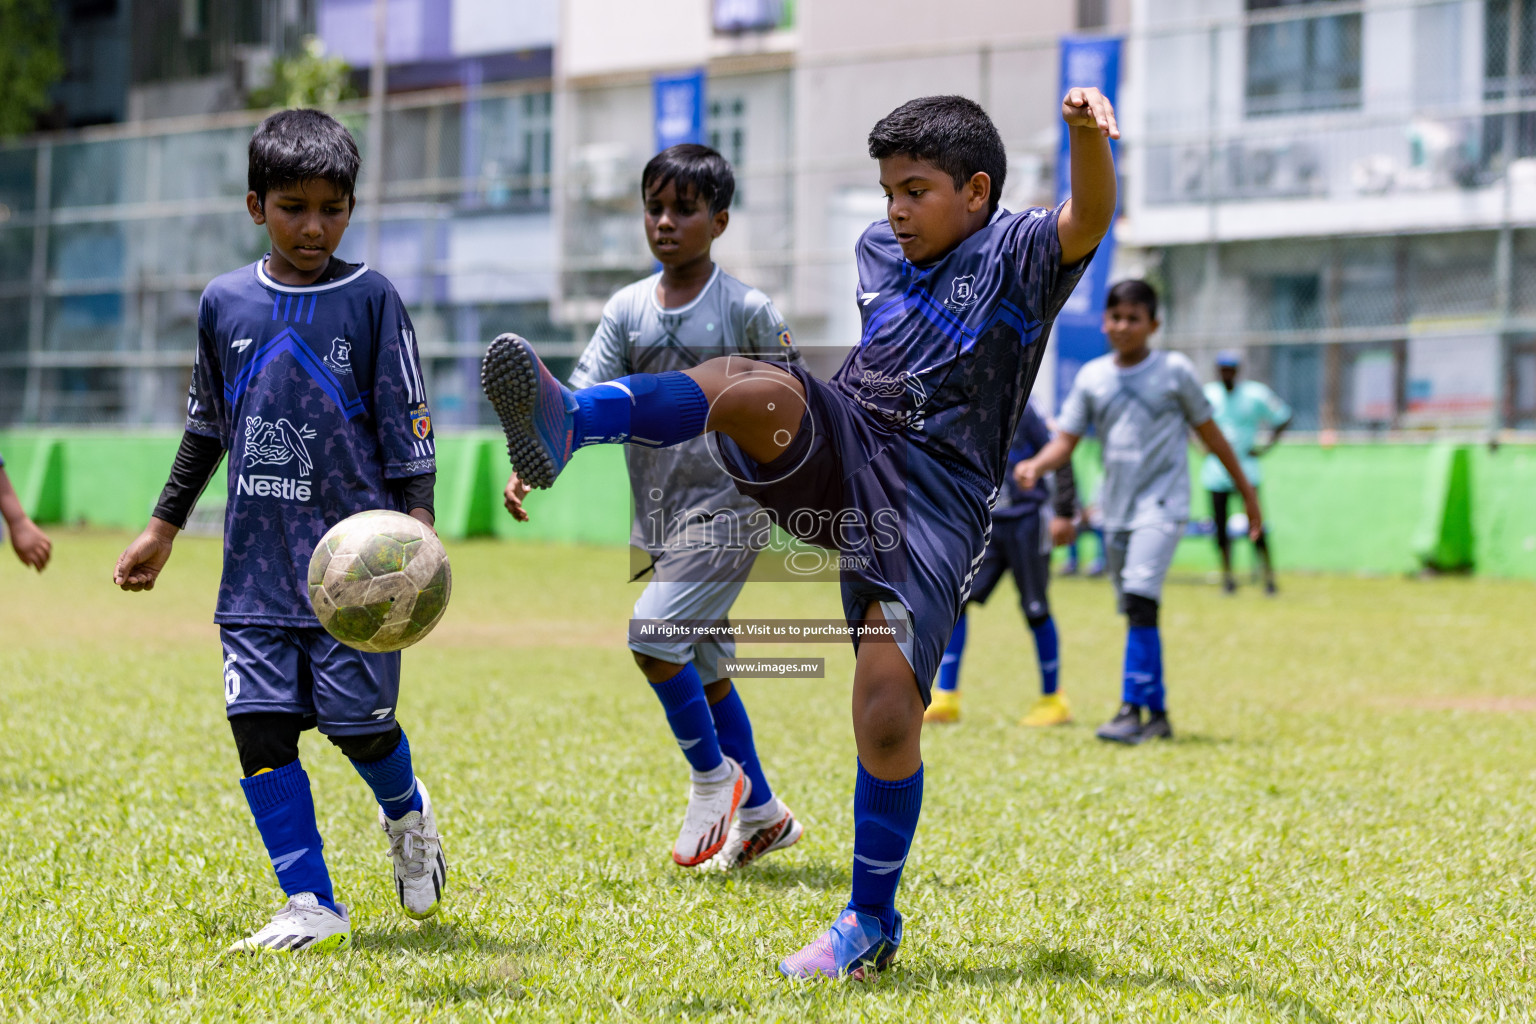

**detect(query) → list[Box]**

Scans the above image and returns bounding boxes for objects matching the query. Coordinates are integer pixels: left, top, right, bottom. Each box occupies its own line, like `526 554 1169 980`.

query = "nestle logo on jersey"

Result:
236 416 316 503
236 474 312 501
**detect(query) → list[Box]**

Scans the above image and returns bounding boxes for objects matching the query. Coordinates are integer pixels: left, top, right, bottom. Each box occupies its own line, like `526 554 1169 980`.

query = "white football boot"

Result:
225 893 351 954
379 778 447 920
672 757 746 866
709 798 805 871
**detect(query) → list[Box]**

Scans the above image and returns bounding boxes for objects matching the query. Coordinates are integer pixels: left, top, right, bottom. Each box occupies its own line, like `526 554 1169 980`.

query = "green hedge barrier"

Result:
2 431 1533 578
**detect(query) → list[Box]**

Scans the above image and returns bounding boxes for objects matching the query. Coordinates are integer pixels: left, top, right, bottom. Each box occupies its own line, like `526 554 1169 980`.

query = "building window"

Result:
708 95 747 204
1245 1 1362 117
1077 0 1107 30
1270 344 1322 430
713 0 788 34
1510 338 1536 427
1482 0 1536 167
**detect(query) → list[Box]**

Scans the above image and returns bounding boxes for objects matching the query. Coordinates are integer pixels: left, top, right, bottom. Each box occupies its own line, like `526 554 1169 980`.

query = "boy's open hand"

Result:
114 518 178 591
1050 516 1077 548
1061 87 1120 139
503 471 531 522
10 518 51 571
1014 459 1043 491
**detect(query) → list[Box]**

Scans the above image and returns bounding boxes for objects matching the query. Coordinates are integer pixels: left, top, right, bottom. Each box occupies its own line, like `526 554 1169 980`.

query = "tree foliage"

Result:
248 37 357 111
0 0 64 136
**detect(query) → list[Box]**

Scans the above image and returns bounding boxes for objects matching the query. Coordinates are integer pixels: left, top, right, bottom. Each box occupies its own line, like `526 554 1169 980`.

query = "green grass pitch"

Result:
2 530 1535 1022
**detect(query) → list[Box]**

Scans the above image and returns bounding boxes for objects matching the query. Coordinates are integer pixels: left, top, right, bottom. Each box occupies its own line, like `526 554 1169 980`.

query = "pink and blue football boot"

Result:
480 332 578 489
778 908 902 980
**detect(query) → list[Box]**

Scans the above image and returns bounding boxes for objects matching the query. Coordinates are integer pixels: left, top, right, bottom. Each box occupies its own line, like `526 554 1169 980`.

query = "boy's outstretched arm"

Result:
0 466 51 571
503 470 531 523
1057 87 1120 266
1194 419 1264 541
115 430 223 592
1015 432 1081 490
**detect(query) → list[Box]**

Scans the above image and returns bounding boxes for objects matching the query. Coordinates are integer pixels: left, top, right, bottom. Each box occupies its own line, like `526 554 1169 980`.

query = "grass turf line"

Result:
1 530 1534 1022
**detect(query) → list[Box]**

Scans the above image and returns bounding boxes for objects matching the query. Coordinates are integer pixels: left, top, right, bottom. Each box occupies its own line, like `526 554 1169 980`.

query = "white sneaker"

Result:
672 758 746 867
710 798 805 871
225 893 351 954
379 778 447 920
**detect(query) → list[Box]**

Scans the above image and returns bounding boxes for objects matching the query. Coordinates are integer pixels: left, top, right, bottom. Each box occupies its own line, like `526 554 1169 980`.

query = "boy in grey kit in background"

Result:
503 144 803 869
1019 279 1262 744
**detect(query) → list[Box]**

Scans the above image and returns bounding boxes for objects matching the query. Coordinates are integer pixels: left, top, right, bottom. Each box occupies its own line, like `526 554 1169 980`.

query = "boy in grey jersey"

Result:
503 145 804 869
1019 280 1261 743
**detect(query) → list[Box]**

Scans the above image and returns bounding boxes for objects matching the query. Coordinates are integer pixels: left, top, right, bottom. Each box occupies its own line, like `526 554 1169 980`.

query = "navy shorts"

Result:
219 625 401 735
968 511 1051 623
714 365 994 703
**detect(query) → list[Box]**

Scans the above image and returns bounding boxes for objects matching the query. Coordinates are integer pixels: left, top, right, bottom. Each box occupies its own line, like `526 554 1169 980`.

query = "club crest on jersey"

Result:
410 403 432 440
944 274 978 312
238 416 316 502
324 337 352 376
777 326 794 348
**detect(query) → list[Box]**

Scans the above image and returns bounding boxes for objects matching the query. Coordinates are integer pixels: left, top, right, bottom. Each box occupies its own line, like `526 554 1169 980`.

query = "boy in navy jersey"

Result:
924 403 1077 727
503 145 804 871
482 89 1120 979
114 109 446 954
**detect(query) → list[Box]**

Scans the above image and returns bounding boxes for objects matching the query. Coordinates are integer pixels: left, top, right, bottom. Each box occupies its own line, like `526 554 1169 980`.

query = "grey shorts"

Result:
627 548 756 681
1105 521 1184 606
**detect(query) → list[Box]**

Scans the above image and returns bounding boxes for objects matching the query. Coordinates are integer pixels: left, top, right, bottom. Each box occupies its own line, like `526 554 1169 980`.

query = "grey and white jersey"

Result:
569 266 802 560
1058 349 1212 531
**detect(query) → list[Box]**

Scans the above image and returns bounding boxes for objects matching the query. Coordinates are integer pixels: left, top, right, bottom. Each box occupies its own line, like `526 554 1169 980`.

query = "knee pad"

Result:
328 724 403 764
1124 593 1159 629
229 713 304 777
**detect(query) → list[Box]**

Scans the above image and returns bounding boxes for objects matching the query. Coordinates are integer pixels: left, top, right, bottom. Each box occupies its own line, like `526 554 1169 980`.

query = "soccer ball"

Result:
308 509 452 653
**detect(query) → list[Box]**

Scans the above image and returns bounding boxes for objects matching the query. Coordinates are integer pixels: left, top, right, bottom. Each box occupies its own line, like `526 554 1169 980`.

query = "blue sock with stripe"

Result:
348 729 424 819
650 663 725 774
1123 626 1163 710
709 685 773 809
848 760 923 935
240 759 337 911
935 613 967 693
573 371 708 450
1030 616 1060 695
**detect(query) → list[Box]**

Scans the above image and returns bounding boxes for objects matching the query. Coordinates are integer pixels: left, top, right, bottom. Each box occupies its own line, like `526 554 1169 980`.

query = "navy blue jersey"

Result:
186 259 435 625
994 404 1053 519
834 205 1087 489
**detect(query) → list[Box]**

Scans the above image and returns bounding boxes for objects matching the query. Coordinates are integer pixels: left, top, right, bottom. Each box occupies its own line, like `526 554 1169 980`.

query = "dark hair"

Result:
1106 279 1159 319
867 95 1007 215
248 108 361 203
641 144 735 215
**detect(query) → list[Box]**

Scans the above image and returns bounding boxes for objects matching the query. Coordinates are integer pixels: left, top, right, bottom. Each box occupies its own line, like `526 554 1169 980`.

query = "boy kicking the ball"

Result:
503 144 804 870
1016 280 1263 744
113 109 447 953
483 90 1116 978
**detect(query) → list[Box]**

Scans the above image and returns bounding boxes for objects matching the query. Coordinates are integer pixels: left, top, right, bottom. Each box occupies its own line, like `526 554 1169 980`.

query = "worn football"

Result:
308 509 452 653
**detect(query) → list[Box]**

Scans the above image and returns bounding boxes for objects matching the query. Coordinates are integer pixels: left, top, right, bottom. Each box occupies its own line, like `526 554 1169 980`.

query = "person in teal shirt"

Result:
1201 351 1291 594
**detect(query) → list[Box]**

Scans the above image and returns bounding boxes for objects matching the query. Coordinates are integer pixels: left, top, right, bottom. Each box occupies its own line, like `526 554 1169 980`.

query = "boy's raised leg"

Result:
480 333 805 487
781 604 923 980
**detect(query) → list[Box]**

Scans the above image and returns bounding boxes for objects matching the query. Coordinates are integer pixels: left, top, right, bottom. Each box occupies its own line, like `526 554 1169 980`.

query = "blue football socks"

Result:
348 729 424 820
650 663 726 774
848 760 923 936
240 760 337 911
573 371 708 450
1124 625 1164 711
935 613 967 693
1030 616 1060 695
709 685 773 809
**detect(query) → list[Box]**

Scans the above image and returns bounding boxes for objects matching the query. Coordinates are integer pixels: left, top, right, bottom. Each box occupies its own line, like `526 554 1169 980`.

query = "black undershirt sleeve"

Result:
396 473 435 521
1052 460 1077 520
153 431 225 528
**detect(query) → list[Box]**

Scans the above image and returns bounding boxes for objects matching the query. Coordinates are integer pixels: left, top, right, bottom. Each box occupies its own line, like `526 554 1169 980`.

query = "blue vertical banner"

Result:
654 69 707 153
1052 36 1122 412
